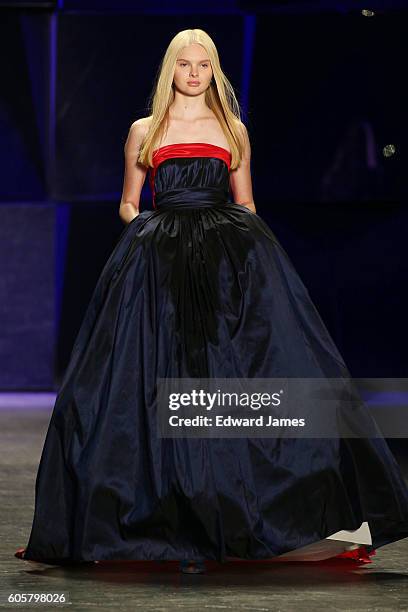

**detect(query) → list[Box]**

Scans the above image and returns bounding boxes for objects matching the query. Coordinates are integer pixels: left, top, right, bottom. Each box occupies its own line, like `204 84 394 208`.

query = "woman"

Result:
16 28 408 575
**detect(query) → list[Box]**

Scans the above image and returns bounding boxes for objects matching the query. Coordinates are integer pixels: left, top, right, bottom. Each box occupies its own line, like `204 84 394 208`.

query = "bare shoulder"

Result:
130 115 153 132
125 116 153 153
232 118 251 159
232 117 248 137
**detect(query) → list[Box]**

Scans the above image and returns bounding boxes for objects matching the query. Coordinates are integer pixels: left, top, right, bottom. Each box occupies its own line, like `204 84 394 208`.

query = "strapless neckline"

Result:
150 142 232 208
153 142 231 156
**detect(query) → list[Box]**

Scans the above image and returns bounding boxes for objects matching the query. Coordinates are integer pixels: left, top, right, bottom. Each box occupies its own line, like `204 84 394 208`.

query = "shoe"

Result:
179 559 206 574
14 547 26 560
332 545 376 563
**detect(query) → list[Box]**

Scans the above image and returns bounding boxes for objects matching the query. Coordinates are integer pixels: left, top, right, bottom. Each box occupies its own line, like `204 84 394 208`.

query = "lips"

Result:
187 81 200 85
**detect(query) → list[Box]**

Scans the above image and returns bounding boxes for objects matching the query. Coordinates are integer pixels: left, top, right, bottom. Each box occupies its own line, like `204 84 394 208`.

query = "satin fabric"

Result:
23 143 408 564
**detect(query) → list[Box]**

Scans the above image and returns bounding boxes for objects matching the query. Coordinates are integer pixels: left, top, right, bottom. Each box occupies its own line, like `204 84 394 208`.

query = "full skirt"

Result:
24 204 408 563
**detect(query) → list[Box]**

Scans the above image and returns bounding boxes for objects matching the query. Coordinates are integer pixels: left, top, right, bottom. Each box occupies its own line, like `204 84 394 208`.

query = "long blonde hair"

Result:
138 28 245 170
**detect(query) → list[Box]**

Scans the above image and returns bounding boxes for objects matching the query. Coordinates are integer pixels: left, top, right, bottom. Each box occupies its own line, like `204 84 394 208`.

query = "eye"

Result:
178 62 209 68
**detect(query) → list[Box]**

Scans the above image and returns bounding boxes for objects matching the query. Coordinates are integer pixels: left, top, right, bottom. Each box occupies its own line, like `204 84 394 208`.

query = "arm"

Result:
229 121 256 213
119 119 149 224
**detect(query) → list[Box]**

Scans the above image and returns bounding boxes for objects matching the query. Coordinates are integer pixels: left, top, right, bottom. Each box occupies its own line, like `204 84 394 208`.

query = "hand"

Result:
129 211 140 224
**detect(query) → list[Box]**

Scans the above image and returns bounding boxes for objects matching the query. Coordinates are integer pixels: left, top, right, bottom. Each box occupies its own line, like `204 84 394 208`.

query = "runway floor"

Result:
1 394 408 611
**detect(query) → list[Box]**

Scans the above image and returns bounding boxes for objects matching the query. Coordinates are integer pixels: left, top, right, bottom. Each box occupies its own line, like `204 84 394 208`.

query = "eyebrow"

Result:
177 58 210 62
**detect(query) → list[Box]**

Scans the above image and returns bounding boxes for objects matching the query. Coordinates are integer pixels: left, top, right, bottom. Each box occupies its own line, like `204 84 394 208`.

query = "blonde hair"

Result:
138 28 245 170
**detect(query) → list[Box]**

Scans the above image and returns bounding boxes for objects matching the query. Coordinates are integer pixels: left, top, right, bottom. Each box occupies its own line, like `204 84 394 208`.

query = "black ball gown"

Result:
21 142 408 565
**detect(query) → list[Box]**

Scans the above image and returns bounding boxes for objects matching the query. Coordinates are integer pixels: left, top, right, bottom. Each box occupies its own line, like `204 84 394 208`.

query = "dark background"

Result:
0 0 407 389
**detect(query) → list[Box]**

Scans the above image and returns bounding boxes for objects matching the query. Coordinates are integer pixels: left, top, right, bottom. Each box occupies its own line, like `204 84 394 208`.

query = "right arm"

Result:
119 118 150 224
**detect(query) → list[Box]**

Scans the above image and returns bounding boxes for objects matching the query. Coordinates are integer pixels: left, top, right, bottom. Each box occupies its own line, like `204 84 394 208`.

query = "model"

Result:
15 28 408 575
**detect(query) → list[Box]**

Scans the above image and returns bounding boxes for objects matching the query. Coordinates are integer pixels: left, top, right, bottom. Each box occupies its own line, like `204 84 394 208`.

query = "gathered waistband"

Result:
155 186 230 209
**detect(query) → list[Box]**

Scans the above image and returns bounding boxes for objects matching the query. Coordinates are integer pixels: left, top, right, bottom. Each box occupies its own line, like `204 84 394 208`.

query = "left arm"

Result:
229 121 256 213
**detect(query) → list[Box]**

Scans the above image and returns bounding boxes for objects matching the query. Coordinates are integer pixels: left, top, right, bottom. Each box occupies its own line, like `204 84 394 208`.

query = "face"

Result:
173 43 213 94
